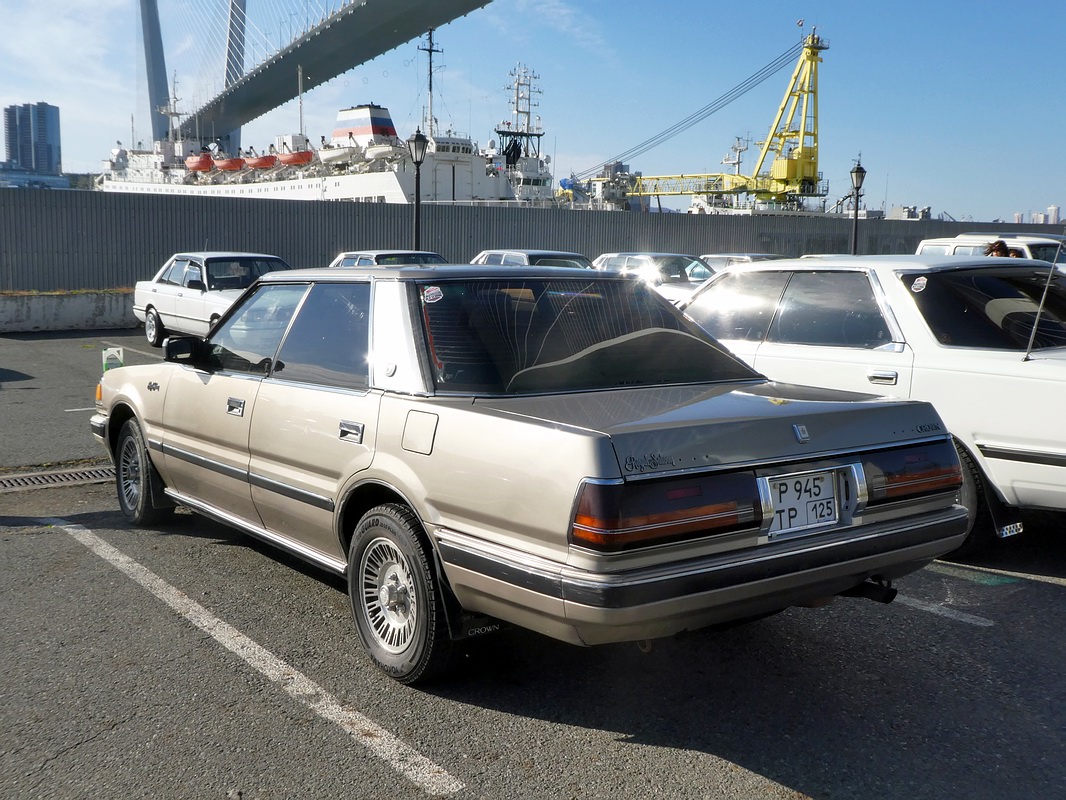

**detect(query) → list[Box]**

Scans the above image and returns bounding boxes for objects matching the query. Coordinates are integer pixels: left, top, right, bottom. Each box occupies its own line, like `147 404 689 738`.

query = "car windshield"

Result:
901 267 1066 350
643 256 705 285
205 257 291 291
417 277 758 395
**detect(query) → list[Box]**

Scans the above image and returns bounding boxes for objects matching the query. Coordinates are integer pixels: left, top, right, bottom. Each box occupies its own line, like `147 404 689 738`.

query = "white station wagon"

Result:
94 265 968 683
680 255 1066 554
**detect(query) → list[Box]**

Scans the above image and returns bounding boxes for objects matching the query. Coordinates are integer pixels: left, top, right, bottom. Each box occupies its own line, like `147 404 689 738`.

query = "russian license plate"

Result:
764 468 838 535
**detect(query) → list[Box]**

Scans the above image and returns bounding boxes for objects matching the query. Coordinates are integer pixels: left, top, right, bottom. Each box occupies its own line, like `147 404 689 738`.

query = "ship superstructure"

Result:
486 64 555 203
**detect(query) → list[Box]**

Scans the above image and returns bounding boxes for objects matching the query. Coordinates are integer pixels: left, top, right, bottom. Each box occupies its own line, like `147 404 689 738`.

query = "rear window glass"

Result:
417 278 757 394
900 267 1066 350
683 271 791 342
205 257 291 291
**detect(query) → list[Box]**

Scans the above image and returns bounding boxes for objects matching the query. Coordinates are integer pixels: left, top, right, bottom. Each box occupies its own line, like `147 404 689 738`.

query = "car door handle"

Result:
227 397 246 417
339 420 364 444
867 370 898 385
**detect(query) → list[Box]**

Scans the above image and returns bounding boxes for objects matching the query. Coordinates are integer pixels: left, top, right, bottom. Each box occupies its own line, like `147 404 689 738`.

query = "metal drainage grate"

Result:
0 466 115 493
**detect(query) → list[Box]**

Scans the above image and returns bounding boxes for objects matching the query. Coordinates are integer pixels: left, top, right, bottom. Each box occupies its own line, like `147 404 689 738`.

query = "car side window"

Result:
484 253 504 265
182 264 204 289
272 283 371 390
768 271 890 348
502 253 525 266
683 271 791 342
207 284 308 374
160 259 187 285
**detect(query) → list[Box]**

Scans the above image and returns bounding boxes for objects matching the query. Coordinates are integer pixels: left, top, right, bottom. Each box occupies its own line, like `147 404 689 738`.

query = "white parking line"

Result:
895 595 994 627
46 518 464 797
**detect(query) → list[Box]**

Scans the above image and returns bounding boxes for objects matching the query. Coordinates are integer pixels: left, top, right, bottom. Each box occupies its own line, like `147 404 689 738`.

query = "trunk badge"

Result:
793 424 810 443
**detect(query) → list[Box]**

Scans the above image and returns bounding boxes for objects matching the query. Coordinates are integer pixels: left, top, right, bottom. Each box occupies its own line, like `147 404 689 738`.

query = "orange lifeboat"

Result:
185 153 213 172
213 156 246 171
278 150 314 166
245 154 278 169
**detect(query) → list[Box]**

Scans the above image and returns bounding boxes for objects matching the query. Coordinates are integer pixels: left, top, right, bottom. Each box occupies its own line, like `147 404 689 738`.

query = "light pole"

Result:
850 159 867 255
407 129 429 250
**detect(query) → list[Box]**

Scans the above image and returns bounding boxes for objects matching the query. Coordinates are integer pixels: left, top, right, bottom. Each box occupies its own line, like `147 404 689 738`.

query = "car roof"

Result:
925 234 1065 246
596 252 702 260
172 251 284 260
474 249 588 257
699 252 782 259
714 254 1057 275
334 250 443 257
258 264 622 283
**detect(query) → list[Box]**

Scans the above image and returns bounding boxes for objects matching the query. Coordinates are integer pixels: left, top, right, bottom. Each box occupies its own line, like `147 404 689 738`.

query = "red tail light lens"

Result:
863 441 962 504
571 472 760 552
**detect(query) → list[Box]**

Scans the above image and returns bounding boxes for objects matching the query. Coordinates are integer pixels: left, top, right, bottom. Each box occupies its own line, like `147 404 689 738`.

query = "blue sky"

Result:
2 0 1063 222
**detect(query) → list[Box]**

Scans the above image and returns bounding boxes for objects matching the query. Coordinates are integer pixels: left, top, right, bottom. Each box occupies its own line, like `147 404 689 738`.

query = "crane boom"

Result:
590 31 830 208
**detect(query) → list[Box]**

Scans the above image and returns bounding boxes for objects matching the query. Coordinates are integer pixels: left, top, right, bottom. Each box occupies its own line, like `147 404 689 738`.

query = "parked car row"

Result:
129 242 1064 563
678 253 1066 555
97 262 969 684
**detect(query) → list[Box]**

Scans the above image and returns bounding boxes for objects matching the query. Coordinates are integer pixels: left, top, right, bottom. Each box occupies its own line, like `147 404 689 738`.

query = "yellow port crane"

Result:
605 31 830 208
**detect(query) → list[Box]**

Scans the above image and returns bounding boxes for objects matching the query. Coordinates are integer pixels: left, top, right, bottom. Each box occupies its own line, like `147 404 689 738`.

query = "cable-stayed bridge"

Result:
140 0 490 153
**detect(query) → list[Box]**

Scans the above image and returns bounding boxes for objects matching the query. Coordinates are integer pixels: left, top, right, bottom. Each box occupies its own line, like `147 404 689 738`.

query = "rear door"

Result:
145 257 190 328
751 270 916 396
248 281 380 564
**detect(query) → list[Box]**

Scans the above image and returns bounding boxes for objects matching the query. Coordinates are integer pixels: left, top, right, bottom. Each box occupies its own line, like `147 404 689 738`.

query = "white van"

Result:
916 233 1066 265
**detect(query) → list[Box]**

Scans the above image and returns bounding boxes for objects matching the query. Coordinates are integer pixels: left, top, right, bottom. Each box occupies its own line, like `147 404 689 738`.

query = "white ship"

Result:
95 101 517 204
95 31 521 205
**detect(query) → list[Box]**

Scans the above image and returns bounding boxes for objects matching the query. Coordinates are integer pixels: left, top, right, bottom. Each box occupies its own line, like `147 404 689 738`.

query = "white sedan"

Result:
679 254 1066 554
133 251 292 346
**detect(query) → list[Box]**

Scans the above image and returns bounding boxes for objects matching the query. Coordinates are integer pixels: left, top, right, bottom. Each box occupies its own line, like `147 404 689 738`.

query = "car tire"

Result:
951 440 994 557
115 419 174 525
144 308 166 347
348 503 451 684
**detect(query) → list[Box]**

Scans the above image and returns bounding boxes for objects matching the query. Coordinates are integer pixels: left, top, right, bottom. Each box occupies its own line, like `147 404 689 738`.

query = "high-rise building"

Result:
1049 205 1060 225
3 102 61 174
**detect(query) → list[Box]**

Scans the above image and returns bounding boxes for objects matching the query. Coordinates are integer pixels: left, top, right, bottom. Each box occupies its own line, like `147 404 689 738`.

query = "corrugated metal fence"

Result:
1 188 1060 292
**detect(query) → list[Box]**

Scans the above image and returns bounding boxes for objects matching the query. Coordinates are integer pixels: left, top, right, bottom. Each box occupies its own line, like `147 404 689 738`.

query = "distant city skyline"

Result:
1 0 1064 222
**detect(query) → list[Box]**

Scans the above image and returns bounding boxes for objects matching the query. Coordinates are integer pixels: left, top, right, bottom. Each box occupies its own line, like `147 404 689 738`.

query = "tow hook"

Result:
840 578 897 604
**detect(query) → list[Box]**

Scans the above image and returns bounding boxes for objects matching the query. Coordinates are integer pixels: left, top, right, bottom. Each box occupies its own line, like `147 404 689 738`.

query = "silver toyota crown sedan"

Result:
93 265 969 683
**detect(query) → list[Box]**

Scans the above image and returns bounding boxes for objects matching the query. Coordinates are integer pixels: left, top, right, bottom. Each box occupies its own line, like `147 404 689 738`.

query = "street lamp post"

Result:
850 159 867 256
407 129 429 250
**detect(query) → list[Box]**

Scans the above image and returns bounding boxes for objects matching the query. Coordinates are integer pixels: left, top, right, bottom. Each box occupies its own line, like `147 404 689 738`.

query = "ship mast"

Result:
419 29 442 137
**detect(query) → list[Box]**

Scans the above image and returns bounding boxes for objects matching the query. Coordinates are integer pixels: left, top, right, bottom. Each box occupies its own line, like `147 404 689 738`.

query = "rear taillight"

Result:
863 441 962 505
571 472 760 552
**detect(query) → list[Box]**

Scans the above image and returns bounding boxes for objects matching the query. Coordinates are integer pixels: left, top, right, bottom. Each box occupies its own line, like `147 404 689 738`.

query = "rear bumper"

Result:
436 505 970 645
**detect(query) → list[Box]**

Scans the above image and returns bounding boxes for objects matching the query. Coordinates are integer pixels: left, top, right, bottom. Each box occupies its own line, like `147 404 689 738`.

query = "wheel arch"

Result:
337 479 466 632
952 436 1023 542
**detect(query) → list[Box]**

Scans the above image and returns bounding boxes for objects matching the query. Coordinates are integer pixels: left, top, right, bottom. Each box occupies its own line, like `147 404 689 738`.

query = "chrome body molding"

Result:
977 444 1066 469
165 489 347 574
435 505 969 611
156 440 336 512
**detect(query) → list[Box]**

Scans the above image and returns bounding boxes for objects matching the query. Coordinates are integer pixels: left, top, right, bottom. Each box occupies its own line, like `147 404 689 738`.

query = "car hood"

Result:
473 381 947 476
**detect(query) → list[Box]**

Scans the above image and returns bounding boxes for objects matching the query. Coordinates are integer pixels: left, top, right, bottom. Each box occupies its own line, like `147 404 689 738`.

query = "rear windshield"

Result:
900 267 1066 350
376 253 447 265
417 277 758 394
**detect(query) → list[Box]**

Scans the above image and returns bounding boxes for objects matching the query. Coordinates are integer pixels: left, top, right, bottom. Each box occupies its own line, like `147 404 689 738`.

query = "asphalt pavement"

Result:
0 327 156 471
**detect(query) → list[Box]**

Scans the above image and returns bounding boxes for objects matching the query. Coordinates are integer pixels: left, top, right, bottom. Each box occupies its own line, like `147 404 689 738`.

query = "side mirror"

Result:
163 335 208 365
187 279 207 292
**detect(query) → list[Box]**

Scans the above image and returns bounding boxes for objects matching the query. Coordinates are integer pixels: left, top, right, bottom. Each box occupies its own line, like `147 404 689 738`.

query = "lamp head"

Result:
850 161 867 192
407 129 429 166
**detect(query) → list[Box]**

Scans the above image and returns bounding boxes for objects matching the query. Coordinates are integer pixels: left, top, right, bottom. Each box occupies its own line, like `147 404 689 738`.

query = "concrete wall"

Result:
0 291 136 333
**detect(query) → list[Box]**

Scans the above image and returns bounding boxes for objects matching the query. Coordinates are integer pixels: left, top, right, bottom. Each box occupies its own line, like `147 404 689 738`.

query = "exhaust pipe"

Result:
840 578 897 604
